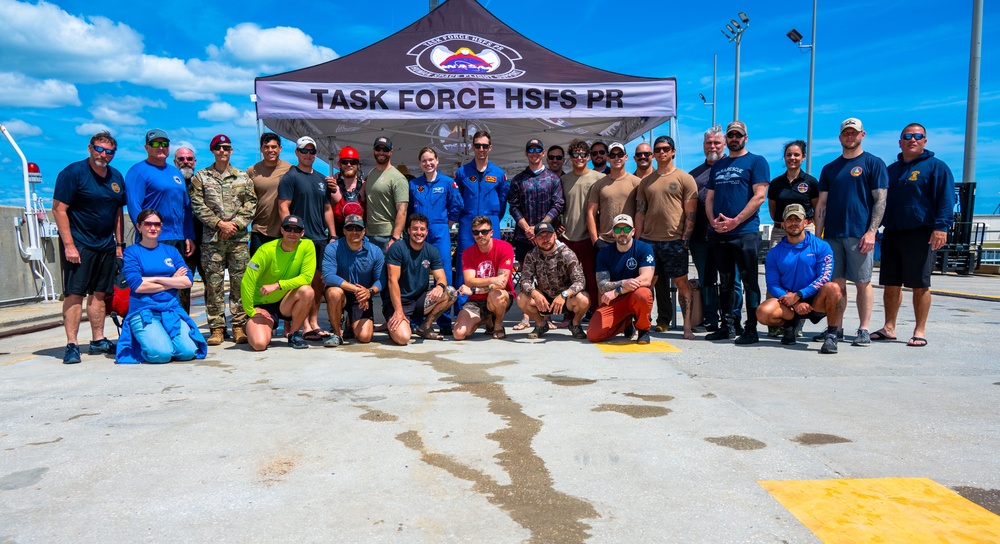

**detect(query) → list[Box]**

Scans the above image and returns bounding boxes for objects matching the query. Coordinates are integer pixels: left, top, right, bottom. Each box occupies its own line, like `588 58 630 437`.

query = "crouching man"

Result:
516 221 590 339
757 204 843 353
588 214 655 344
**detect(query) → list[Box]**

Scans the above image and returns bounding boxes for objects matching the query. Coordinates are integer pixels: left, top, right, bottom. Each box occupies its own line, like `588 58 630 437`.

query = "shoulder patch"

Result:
248 261 259 271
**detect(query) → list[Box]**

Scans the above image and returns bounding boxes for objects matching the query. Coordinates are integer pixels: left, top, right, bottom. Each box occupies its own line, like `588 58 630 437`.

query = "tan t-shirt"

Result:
247 159 292 237
636 169 698 241
589 172 640 243
559 169 603 242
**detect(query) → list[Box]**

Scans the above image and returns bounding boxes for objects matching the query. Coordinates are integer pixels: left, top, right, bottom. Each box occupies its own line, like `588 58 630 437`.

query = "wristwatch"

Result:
561 290 570 298
436 282 447 290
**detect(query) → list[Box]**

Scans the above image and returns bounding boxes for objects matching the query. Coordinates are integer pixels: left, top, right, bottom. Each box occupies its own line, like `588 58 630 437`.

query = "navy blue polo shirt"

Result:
52 159 126 251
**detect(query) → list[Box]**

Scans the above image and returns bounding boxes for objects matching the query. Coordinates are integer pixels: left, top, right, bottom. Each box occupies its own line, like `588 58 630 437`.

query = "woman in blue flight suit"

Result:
410 147 463 334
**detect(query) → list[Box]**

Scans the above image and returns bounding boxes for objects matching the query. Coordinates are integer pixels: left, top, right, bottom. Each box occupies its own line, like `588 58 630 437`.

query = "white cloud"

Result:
75 122 112 136
199 102 240 122
1 118 43 137
236 110 259 128
0 72 80 107
207 23 337 72
88 95 166 125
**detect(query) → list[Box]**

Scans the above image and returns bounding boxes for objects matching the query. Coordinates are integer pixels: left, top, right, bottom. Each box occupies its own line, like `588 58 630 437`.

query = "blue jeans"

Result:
128 311 197 364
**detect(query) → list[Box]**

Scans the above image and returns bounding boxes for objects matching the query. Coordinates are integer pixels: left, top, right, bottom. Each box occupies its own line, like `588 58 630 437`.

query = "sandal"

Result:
302 329 323 341
491 327 507 340
416 328 443 340
512 321 529 331
907 336 928 347
870 330 897 341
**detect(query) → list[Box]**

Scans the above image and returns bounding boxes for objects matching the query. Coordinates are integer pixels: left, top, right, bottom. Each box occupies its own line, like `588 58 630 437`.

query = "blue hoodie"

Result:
764 232 833 299
883 150 955 232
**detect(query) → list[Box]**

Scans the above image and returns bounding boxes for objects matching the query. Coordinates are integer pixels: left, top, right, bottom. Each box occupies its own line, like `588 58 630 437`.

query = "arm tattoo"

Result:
683 211 696 240
636 200 648 214
868 188 887 232
596 270 620 294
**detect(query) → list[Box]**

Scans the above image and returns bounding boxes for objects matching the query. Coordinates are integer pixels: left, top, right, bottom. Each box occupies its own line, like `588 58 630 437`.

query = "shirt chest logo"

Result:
318 182 325 191
795 182 810 194
485 176 497 183
165 258 174 267
111 182 122 193
432 186 445 194
626 257 637 270
908 171 920 181
173 176 183 185
850 166 863 177
422 259 431 269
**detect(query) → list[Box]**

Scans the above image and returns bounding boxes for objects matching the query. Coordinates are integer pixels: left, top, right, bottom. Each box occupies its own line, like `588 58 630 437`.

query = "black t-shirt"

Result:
277 166 331 241
52 159 126 251
385 241 443 302
767 171 819 222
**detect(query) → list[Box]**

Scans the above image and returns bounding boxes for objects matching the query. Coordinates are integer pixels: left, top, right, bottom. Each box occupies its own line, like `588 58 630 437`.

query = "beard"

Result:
727 140 745 153
179 166 194 180
705 151 721 163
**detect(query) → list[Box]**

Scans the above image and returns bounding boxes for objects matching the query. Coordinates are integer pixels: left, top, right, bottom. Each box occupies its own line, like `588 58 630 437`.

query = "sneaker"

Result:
767 325 781 338
439 324 453 336
323 334 343 347
654 321 670 333
63 343 82 364
734 321 745 336
781 325 797 345
705 327 734 341
734 327 759 345
568 324 587 339
288 331 309 349
820 333 838 354
814 329 843 342
636 329 651 345
704 323 719 333
88 338 115 355
622 318 635 340
526 323 549 340
851 328 871 347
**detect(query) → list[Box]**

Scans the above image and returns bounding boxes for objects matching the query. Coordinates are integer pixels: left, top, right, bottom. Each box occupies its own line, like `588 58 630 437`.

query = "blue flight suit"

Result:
454 159 509 297
410 172 464 328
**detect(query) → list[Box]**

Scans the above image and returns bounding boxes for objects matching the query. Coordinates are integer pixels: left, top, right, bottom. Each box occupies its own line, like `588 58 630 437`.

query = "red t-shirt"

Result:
462 239 515 300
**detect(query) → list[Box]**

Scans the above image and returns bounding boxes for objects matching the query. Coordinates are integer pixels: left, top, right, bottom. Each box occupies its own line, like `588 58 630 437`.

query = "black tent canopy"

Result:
255 0 676 172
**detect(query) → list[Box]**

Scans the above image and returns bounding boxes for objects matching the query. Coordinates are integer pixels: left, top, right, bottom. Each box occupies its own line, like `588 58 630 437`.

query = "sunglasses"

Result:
526 147 544 154
473 143 491 150
590 149 607 156
175 157 195 163
142 221 162 228
726 132 745 139
613 226 633 234
654 146 673 153
282 225 304 233
608 151 626 159
547 154 564 161
148 141 170 148
472 228 492 236
902 133 926 141
213 145 232 152
298 148 317 155
344 225 365 232
634 152 652 159
92 144 116 156
374 146 391 153
339 159 359 166
570 152 589 159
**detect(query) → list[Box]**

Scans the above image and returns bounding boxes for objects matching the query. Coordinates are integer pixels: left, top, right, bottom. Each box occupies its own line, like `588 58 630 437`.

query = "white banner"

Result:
256 80 676 120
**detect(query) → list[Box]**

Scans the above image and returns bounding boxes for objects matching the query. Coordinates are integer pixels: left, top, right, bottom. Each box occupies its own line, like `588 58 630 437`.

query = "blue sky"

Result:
2 0 998 212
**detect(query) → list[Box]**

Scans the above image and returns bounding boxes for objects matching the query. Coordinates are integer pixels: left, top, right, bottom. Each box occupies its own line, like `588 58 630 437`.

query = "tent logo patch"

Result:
407 34 524 80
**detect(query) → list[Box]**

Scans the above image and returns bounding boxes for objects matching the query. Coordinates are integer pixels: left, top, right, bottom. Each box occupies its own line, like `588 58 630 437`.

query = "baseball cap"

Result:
608 142 626 153
525 138 544 151
373 136 393 150
281 215 303 228
611 214 634 228
296 136 316 149
145 129 169 144
209 134 230 150
840 118 864 133
344 214 364 228
535 221 556 235
726 121 747 136
653 135 675 149
782 204 807 221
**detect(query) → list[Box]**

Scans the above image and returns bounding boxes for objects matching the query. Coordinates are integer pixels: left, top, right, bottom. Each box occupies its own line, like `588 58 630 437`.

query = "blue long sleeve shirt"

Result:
764 232 833 299
124 160 196 242
883 150 955 232
321 237 384 291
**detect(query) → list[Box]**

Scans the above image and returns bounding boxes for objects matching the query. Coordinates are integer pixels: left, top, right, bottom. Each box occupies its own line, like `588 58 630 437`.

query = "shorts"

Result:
879 227 934 289
382 291 433 322
828 236 873 283
61 243 117 296
795 294 827 324
461 293 513 321
311 239 329 273
256 300 291 322
343 292 375 324
645 239 689 279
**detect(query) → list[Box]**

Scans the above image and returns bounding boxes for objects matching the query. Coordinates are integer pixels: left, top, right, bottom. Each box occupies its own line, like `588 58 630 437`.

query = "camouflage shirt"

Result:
519 241 586 298
189 164 257 243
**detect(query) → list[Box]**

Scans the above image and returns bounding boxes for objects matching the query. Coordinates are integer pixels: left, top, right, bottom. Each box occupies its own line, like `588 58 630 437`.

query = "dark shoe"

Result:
323 334 343 347
288 331 309 349
814 329 843 342
654 320 670 333
781 325 797 345
63 343 82 364
734 327 759 345
636 329 651 345
568 324 587 339
416 328 443 341
88 338 115 355
705 327 733 341
704 323 719 333
767 325 781 338
734 321 745 336
623 318 635 340
851 328 871 347
439 324 453 336
527 321 549 339
820 333 838 354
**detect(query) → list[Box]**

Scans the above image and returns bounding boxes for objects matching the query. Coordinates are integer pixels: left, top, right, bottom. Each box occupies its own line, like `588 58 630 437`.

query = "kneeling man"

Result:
242 215 316 350
516 221 590 339
385 213 458 344
454 216 515 340
322 215 385 346
757 204 843 353
588 214 655 344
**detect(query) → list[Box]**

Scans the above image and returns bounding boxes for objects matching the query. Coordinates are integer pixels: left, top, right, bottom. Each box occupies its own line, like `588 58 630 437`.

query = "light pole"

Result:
699 54 718 127
786 0 816 173
721 12 750 121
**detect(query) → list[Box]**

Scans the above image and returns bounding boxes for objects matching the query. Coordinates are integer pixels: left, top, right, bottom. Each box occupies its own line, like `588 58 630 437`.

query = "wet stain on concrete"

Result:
954 308 985 314
298 392 314 398
161 385 182 393
259 455 297 486
371 347 598 543
535 374 596 387
993 382 1000 386
0 467 48 490
26 437 62 446
792 433 852 445
592 404 670 419
952 486 1000 516
251 379 270 385
165 398 187 403
357 406 398 422
702 393 716 398
173 358 232 369
623 393 674 402
64 413 98 422
705 435 767 450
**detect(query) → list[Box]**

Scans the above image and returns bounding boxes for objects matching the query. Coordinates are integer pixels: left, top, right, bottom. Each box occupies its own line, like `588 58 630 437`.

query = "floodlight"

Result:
787 29 803 43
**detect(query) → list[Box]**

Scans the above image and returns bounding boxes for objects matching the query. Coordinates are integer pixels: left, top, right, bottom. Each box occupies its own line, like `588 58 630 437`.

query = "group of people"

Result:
52 116 954 363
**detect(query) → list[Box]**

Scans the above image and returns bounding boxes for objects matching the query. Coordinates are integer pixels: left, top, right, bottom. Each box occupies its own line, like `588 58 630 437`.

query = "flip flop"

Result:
870 330 897 341
512 322 529 331
302 330 323 341
907 336 928 347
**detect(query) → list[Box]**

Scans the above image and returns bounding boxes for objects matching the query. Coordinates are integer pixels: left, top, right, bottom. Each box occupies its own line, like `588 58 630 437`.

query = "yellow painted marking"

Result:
594 340 681 353
2 355 38 366
759 477 1000 543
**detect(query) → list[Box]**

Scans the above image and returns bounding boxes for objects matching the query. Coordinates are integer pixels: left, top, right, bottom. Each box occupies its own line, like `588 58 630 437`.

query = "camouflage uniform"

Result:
189 164 257 329
518 241 587 298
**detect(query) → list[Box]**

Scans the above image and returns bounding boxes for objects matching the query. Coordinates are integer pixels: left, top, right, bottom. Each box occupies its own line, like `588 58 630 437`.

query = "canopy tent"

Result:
254 0 676 173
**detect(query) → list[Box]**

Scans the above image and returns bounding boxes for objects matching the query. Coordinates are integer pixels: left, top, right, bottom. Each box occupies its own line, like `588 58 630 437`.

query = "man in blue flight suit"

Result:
409 146 464 334
454 130 509 303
